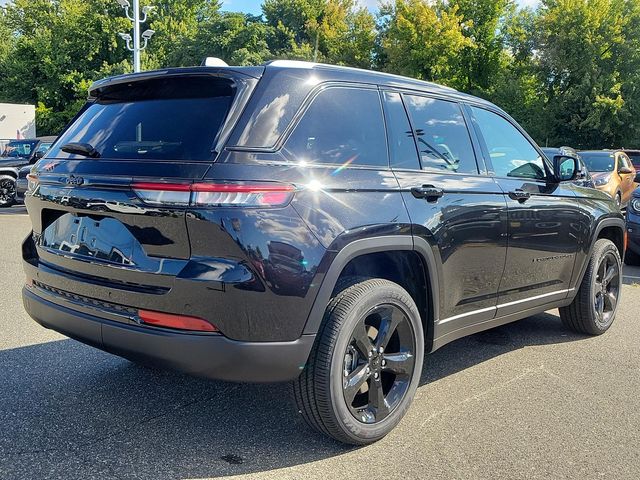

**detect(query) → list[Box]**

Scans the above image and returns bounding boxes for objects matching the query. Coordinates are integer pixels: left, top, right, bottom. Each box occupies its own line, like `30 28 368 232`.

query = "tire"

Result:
0 175 16 208
624 247 640 266
560 239 622 335
293 278 424 445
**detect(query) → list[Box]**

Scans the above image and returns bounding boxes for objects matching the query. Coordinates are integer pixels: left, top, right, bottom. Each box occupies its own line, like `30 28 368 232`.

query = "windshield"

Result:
48 76 235 161
1 140 37 159
580 152 615 172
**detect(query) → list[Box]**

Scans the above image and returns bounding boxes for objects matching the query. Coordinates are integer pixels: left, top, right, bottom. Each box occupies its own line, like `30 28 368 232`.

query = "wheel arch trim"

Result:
0 168 19 178
302 234 440 336
572 216 625 291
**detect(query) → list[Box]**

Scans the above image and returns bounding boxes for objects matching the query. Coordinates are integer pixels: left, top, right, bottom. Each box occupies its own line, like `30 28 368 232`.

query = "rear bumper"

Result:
23 286 315 382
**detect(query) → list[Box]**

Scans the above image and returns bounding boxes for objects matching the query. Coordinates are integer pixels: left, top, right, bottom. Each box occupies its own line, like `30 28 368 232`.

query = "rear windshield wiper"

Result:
61 142 101 159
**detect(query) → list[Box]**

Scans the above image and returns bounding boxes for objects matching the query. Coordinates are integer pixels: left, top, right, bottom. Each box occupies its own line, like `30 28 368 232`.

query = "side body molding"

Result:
302 235 441 338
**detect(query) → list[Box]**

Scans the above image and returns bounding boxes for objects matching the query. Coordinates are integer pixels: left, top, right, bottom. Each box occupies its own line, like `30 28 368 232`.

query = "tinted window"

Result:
383 92 420 170
48 77 234 161
36 143 52 154
1 140 37 158
471 106 546 180
580 152 615 172
619 153 632 171
626 152 640 167
284 88 387 168
404 95 477 174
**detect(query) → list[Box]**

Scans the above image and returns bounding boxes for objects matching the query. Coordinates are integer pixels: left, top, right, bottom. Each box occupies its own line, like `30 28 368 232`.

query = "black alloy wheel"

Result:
593 250 620 329
342 304 416 424
293 278 424 445
560 238 622 335
0 176 16 207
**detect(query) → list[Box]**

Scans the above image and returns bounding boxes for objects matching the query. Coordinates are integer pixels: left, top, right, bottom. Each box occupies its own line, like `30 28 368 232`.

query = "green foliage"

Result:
0 0 132 134
263 0 376 65
447 0 511 94
377 0 472 86
0 0 639 148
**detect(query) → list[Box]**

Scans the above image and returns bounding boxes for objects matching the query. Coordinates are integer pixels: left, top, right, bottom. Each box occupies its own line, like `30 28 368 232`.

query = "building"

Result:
0 103 36 139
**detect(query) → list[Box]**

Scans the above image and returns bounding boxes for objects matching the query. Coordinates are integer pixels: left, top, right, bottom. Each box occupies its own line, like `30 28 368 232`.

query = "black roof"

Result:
88 60 495 109
578 150 618 155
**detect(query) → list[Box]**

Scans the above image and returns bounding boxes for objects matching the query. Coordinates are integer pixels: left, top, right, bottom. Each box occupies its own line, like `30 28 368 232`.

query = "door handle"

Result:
411 185 444 202
508 189 531 203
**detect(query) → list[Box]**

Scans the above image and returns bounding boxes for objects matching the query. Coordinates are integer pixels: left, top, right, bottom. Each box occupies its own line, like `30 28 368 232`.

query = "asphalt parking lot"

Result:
1 205 639 480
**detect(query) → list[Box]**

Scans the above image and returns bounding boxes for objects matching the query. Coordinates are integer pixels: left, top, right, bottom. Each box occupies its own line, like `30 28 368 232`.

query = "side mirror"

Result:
619 166 633 174
553 155 579 182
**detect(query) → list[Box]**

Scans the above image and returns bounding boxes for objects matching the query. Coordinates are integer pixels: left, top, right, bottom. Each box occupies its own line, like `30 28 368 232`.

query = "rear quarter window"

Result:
48 77 235 162
282 87 388 168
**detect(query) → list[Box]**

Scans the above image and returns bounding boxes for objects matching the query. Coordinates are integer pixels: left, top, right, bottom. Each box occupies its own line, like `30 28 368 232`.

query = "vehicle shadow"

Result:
0 312 585 479
419 311 582 385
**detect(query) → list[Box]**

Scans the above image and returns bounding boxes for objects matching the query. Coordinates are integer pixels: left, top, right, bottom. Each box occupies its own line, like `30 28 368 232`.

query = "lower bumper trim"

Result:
23 287 315 383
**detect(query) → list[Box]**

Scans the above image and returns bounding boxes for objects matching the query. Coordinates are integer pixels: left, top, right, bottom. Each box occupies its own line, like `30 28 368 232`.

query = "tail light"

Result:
138 309 219 332
131 182 295 208
26 174 39 194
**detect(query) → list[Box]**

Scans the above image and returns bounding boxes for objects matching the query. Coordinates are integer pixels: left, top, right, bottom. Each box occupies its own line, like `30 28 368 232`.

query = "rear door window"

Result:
403 95 478 174
48 77 234 161
283 87 388 168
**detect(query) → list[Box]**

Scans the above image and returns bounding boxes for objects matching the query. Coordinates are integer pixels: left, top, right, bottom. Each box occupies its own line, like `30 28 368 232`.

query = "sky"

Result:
0 0 540 12
222 0 540 15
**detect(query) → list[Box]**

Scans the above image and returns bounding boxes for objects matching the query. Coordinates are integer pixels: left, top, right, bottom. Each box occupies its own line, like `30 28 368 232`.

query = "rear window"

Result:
1 140 37 158
48 77 234 161
580 152 615 172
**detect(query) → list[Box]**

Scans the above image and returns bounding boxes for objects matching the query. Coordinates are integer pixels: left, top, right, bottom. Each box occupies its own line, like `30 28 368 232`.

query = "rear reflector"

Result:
138 309 219 332
624 230 628 252
26 174 39 194
132 182 295 207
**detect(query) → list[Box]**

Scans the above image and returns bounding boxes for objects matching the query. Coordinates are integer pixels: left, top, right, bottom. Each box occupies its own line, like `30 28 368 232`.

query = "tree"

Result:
0 0 131 135
535 0 630 148
377 0 472 86
169 11 273 66
447 0 511 94
487 6 546 141
145 0 221 69
262 0 375 66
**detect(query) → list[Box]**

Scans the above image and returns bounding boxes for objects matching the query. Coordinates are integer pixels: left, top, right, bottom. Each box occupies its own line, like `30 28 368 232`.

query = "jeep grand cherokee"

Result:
22 61 625 445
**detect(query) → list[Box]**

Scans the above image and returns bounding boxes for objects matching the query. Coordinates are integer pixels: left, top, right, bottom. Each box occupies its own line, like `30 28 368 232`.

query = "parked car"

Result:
22 61 625 445
578 150 636 207
541 147 594 188
0 136 56 206
626 187 640 265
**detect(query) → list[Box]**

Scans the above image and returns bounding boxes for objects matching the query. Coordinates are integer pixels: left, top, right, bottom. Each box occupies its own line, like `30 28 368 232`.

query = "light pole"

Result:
116 0 155 73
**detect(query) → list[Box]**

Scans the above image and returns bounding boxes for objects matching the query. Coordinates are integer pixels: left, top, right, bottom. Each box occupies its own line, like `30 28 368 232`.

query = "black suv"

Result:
0 137 57 206
22 61 625 445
